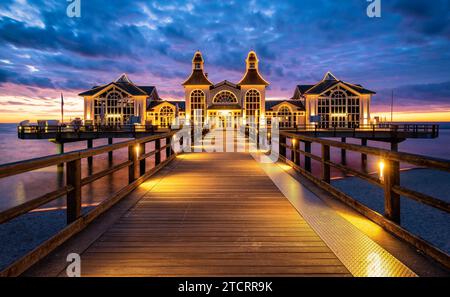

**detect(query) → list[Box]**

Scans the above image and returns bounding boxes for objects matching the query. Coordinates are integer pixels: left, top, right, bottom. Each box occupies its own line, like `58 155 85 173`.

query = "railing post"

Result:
361 138 368 172
56 142 64 171
108 138 113 162
292 138 300 166
321 144 330 183
304 141 311 172
66 159 81 224
128 145 136 184
341 137 347 165
87 139 93 168
155 138 161 166
384 159 400 224
279 134 286 160
139 142 145 176
166 136 172 158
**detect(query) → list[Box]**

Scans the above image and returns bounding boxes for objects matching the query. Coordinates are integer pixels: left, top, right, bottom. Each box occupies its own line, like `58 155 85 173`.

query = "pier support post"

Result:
391 141 398 152
166 136 172 158
279 134 286 160
341 137 347 165
361 138 368 172
304 141 311 173
66 159 81 224
139 142 145 176
292 138 300 166
87 139 93 168
384 159 400 224
128 145 137 184
56 142 64 170
321 144 330 183
108 138 113 162
155 139 161 166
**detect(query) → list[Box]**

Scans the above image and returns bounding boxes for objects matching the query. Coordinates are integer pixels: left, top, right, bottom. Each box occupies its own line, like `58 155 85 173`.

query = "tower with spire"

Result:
182 51 213 124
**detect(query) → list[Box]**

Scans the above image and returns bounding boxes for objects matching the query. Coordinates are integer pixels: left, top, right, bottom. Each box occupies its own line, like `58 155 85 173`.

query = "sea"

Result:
0 122 449 268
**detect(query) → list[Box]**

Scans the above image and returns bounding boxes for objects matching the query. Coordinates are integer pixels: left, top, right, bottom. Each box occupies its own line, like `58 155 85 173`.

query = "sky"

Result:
0 0 449 122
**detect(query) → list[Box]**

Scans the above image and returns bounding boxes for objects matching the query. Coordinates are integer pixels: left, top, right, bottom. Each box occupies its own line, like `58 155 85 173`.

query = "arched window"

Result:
278 106 292 128
159 105 174 128
245 89 260 126
317 86 361 128
330 90 347 114
190 89 206 125
106 90 122 125
213 91 238 104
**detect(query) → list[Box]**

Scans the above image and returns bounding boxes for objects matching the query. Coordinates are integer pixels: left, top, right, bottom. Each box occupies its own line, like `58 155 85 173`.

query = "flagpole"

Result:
390 90 394 123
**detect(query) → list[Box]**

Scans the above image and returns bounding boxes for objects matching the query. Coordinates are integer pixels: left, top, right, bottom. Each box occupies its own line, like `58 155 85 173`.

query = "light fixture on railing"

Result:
135 145 140 156
379 159 385 180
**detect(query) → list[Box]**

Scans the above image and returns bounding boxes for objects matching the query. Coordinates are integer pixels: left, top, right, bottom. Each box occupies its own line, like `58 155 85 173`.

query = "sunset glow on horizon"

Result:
1 0 450 123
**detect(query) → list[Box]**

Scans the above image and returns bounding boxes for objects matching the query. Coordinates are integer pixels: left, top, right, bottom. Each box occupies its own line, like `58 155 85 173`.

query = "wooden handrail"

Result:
281 131 450 172
0 130 182 276
0 132 176 179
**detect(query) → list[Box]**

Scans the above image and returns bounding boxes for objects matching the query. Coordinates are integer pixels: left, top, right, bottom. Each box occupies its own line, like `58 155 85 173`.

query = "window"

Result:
93 88 134 125
317 86 360 128
245 89 260 126
278 106 292 128
213 91 238 104
190 89 206 125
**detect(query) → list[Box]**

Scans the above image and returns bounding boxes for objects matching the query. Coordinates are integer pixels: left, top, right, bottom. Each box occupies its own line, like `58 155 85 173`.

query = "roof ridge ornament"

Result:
323 71 338 81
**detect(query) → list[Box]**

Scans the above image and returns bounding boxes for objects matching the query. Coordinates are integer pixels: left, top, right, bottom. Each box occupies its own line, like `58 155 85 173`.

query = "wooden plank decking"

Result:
69 153 351 276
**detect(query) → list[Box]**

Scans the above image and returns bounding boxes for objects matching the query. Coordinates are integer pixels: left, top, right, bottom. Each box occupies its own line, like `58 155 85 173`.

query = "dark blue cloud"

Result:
0 0 448 110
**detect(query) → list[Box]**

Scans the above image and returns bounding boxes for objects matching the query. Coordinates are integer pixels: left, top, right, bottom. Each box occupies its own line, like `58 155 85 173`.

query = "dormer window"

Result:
249 62 255 69
195 63 201 69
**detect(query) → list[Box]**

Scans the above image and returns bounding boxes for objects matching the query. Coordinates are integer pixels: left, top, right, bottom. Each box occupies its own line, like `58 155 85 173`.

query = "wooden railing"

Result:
0 131 182 276
279 123 440 138
17 124 175 135
278 131 450 269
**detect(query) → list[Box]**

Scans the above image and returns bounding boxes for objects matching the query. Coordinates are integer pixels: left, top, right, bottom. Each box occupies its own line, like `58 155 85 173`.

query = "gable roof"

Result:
295 72 375 96
265 99 305 111
210 80 240 90
182 70 213 86
147 100 185 111
238 69 269 86
78 74 157 97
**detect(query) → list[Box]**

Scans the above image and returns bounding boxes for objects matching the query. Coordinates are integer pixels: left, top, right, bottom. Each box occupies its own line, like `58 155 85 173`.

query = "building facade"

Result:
79 51 374 129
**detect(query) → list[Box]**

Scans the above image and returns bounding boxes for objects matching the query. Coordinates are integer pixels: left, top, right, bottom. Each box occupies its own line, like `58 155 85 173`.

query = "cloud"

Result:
0 0 447 113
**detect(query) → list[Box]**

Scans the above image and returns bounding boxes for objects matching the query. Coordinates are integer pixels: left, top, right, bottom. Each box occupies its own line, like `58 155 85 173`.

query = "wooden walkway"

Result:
72 153 350 276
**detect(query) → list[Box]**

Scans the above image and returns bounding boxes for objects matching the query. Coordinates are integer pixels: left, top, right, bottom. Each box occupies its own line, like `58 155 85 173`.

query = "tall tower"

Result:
238 51 269 125
182 51 213 125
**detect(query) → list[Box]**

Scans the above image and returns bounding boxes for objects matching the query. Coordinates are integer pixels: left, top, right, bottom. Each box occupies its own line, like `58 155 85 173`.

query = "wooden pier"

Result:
0 128 449 277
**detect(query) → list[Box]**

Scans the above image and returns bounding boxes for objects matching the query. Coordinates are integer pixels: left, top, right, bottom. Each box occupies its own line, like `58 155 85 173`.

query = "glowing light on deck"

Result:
135 145 140 155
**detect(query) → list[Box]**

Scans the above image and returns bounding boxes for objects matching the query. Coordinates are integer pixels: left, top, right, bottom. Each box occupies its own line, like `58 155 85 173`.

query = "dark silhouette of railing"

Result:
283 123 440 138
0 131 182 276
278 131 450 269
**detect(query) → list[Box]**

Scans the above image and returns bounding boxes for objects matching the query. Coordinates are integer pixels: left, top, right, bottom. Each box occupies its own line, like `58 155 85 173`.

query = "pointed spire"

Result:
246 50 259 70
323 71 338 81
238 51 269 86
115 73 132 83
192 50 204 70
182 51 213 86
